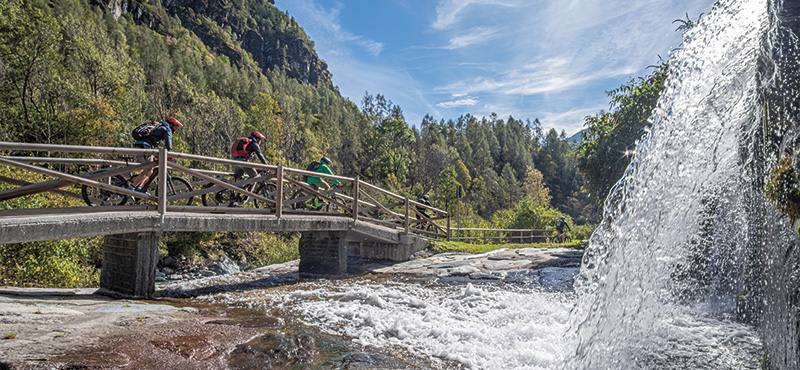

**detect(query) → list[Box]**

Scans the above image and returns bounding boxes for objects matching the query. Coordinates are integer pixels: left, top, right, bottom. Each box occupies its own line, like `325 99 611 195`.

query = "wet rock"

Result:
155 270 166 282
486 249 519 260
228 332 316 369
150 334 216 361
483 260 531 270
200 270 215 277
436 265 481 277
161 256 177 268
469 271 507 280
209 256 241 276
427 260 480 269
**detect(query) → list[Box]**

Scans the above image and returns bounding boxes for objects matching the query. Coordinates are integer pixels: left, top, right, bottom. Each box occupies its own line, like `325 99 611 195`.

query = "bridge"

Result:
0 142 552 298
0 142 456 297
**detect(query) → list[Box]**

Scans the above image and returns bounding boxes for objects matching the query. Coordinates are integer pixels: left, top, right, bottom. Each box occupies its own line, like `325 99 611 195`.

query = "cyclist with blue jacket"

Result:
130 117 183 191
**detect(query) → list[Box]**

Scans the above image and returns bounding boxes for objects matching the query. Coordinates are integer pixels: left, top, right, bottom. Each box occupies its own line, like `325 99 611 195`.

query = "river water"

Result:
182 0 795 368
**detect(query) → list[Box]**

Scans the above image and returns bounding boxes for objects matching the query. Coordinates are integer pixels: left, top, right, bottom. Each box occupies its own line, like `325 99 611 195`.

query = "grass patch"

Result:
433 240 585 254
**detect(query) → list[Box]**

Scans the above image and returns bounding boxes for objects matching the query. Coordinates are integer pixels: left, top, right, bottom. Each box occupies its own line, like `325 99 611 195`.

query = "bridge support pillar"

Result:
348 234 429 262
299 231 348 277
99 232 159 298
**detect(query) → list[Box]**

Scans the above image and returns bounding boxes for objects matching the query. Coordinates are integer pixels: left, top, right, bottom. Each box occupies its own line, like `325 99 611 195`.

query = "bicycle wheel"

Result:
167 176 195 205
289 189 315 210
145 176 195 205
81 175 129 206
327 193 349 214
253 181 278 209
201 182 219 207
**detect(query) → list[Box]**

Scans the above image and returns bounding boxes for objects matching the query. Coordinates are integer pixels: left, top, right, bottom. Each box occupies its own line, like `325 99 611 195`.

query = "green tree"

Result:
575 62 668 203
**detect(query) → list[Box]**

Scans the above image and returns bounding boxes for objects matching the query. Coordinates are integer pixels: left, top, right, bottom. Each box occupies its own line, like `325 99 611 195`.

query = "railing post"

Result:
447 214 451 241
157 148 167 223
353 176 359 222
404 196 410 234
483 230 486 244
275 165 283 219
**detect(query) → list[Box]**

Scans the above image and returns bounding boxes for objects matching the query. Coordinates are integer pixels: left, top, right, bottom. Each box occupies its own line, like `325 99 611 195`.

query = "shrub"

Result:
0 238 102 288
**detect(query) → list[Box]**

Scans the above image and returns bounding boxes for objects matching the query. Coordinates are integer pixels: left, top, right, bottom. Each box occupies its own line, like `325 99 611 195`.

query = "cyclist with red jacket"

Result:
231 131 268 182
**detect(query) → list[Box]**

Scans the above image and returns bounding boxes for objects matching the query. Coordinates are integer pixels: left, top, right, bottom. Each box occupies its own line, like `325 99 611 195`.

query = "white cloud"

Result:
436 97 479 108
445 27 497 49
539 106 604 135
278 0 384 56
433 0 527 30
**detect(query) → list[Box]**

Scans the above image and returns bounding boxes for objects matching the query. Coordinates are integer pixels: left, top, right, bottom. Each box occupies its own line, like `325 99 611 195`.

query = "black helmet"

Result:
321 156 332 165
421 195 430 201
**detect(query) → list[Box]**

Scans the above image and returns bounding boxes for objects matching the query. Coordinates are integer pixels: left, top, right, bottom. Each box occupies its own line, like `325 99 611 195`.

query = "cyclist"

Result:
416 194 432 221
231 131 268 181
305 156 339 210
228 131 268 205
130 117 183 192
556 216 571 243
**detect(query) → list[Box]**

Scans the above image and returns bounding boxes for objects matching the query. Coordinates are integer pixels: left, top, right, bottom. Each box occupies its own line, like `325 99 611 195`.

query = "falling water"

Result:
568 0 800 368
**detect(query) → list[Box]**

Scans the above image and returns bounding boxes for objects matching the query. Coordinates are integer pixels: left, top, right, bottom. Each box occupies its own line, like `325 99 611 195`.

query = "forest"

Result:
0 0 671 286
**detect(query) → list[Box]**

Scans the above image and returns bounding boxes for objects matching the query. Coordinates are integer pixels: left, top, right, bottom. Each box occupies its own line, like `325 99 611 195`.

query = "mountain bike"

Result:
416 217 438 233
81 157 195 207
202 171 277 209
288 186 348 213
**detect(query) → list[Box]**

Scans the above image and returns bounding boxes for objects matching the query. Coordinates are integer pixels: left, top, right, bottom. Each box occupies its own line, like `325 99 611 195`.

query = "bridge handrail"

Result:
451 227 556 244
0 142 452 240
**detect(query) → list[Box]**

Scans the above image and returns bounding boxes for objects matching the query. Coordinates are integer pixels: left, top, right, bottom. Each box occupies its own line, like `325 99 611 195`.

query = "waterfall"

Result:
567 0 800 368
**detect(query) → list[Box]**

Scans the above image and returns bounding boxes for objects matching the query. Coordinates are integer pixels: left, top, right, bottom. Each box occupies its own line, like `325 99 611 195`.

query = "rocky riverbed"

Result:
0 246 583 369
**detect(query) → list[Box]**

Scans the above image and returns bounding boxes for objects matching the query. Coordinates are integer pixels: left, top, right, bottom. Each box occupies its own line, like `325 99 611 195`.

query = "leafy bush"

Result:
765 155 800 223
0 238 102 287
159 231 299 268
570 224 597 241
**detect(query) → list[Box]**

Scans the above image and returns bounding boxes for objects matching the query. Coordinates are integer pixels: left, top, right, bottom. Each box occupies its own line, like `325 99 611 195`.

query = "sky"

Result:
274 0 716 136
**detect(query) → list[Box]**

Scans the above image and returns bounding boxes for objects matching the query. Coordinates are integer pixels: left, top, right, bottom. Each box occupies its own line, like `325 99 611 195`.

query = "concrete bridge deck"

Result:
0 212 412 245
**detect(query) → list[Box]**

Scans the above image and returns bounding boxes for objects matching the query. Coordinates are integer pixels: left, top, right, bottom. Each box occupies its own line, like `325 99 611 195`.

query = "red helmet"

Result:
251 131 266 141
167 117 183 128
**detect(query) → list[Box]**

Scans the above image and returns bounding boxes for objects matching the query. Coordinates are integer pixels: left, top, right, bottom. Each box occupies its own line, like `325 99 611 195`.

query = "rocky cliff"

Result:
94 0 331 87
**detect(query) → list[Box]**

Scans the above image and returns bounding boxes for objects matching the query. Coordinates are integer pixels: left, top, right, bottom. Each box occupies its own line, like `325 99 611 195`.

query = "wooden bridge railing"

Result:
0 142 451 239
450 228 555 244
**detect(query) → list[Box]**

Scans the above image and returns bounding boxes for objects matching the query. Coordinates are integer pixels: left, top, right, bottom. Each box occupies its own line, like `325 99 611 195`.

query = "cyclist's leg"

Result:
131 151 154 190
305 181 327 210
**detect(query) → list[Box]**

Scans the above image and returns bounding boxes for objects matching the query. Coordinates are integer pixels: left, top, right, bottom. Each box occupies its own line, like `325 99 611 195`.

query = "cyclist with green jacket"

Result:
305 156 339 210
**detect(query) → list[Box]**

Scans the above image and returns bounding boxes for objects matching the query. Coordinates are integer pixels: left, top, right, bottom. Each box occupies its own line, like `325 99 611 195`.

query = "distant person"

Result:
556 216 571 243
305 156 339 210
415 194 433 229
416 194 431 220
130 117 183 192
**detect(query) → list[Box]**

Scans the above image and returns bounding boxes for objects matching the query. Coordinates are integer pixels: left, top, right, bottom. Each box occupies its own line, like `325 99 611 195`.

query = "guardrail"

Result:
450 227 554 244
0 142 451 240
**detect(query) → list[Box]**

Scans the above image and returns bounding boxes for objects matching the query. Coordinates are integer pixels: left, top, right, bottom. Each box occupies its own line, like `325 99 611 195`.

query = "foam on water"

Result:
212 279 572 369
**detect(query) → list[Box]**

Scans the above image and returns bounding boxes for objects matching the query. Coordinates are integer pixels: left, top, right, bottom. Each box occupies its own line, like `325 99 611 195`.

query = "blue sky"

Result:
274 0 716 136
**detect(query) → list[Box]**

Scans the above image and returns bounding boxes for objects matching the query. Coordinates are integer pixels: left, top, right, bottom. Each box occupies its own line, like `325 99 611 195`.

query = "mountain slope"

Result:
95 0 331 86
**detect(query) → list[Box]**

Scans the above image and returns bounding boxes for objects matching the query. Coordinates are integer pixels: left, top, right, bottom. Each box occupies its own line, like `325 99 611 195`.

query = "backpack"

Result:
303 161 321 182
132 121 159 141
231 137 254 158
